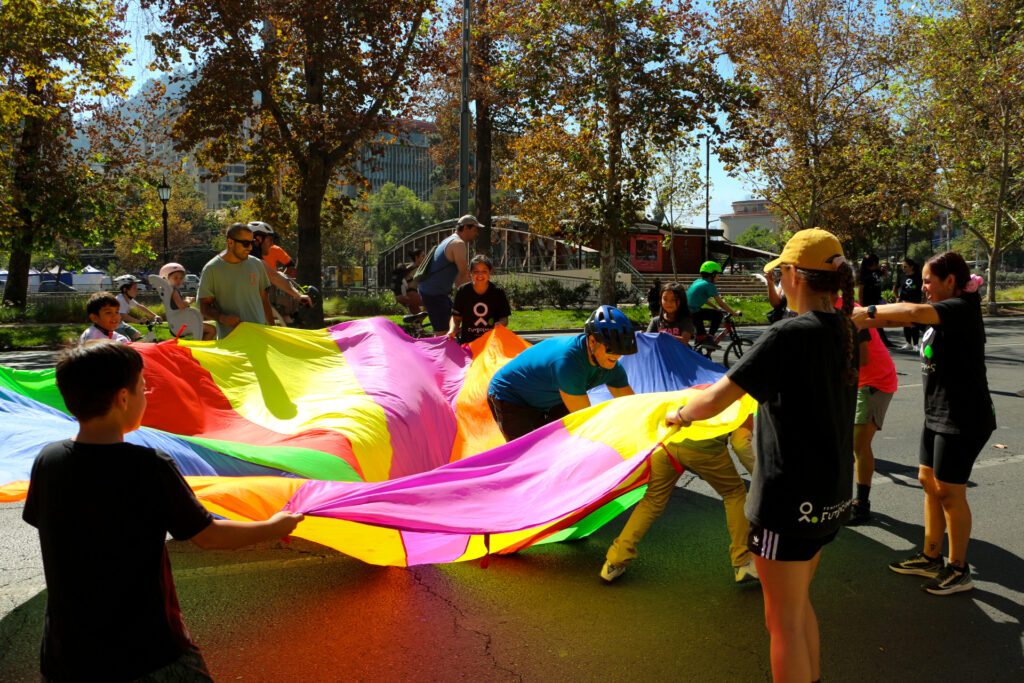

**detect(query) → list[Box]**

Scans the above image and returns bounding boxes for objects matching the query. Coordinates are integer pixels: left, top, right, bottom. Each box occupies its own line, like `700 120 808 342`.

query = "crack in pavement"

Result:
409 566 522 682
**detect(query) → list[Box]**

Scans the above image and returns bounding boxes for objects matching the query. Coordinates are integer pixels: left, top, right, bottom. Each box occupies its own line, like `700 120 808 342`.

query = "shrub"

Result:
340 293 404 317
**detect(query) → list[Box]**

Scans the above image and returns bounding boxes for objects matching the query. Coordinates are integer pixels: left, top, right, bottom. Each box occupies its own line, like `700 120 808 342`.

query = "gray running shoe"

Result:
889 552 944 577
923 564 974 595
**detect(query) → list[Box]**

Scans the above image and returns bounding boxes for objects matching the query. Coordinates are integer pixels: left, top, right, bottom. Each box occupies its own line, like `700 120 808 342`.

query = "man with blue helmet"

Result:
487 305 637 441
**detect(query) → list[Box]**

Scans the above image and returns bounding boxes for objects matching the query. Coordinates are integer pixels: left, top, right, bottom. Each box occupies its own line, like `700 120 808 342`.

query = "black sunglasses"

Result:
231 238 254 248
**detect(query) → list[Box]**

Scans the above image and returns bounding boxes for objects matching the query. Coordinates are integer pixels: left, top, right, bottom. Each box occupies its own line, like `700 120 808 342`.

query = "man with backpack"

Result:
416 215 481 333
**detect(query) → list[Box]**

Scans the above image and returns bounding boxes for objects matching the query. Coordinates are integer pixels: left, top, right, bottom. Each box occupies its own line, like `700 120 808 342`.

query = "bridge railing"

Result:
377 223 600 288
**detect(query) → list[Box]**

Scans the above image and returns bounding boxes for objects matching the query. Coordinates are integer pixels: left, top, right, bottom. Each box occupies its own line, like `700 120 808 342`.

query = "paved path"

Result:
1 320 1023 681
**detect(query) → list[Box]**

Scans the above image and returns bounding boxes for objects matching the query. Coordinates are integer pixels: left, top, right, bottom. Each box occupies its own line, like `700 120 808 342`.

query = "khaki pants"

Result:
606 434 753 568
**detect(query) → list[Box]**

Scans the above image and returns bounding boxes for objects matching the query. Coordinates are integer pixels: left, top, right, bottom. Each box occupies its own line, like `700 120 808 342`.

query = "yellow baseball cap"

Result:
764 228 846 273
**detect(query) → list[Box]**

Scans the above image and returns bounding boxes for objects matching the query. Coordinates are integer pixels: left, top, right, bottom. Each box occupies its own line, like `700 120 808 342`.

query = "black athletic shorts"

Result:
919 425 992 485
747 524 838 562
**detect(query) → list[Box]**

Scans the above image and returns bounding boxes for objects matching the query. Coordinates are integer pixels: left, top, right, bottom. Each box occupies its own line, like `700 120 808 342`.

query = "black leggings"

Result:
693 309 724 337
487 395 571 442
904 323 924 346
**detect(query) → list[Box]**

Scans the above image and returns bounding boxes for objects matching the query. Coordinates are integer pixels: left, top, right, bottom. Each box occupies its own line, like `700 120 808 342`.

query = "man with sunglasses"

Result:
198 223 274 339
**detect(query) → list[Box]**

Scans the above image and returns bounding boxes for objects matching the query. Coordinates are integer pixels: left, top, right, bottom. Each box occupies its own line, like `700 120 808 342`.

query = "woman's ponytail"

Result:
836 260 858 386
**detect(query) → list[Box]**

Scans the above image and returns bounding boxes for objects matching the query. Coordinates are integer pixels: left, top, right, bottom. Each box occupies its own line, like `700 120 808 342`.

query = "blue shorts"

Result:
747 524 838 562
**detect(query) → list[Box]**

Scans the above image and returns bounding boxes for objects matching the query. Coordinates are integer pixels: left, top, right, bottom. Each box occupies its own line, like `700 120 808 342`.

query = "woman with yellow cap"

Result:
667 228 858 683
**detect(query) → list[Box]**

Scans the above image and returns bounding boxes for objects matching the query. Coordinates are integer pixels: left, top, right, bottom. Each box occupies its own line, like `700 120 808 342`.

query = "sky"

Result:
117 2 760 226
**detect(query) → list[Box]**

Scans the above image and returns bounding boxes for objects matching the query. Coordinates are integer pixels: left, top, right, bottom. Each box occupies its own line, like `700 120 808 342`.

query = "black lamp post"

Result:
704 135 711 262
363 239 373 288
157 177 171 263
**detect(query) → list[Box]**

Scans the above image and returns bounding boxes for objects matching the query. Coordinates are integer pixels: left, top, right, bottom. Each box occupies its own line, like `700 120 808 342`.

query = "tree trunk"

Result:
473 0 492 259
987 119 1011 314
599 235 617 305
3 80 44 310
295 155 328 326
599 11 623 307
475 101 492 259
2 243 32 309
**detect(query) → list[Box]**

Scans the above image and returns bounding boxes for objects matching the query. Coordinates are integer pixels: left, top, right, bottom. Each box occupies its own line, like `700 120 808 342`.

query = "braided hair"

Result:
795 261 858 386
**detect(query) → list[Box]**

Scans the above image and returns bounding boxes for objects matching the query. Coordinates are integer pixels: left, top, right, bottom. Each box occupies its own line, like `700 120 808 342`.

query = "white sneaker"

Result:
600 561 627 582
899 342 913 350
734 558 759 583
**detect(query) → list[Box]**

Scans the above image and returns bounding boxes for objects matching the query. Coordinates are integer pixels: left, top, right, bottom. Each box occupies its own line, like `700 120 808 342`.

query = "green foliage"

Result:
500 277 592 311
717 0 911 239
735 225 787 254
142 0 439 300
337 294 405 317
358 183 435 249
0 0 139 307
499 0 734 304
900 0 1024 308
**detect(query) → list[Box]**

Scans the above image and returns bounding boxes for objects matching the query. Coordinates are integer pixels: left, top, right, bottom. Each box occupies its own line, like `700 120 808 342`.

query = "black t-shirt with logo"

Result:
898 272 922 303
23 441 213 680
452 282 512 344
727 311 858 537
921 293 996 434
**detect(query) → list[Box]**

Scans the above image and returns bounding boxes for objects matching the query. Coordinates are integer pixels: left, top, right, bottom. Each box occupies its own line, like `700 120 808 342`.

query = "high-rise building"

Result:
340 120 438 201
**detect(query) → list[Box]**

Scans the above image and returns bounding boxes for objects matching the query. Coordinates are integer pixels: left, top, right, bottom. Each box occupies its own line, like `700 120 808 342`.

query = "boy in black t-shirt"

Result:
23 341 304 681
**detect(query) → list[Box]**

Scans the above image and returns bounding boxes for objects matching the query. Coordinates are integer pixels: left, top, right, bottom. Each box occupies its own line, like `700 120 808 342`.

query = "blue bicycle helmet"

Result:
585 305 638 355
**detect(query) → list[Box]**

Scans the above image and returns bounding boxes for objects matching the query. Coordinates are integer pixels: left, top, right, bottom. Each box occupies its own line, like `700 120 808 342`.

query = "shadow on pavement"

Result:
2 489 1022 682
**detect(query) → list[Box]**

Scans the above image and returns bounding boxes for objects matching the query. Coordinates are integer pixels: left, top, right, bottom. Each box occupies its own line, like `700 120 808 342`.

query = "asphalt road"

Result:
1 320 1023 682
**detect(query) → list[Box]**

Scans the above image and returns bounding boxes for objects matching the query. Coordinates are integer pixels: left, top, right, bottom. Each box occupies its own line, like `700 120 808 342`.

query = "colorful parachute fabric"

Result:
0 320 755 566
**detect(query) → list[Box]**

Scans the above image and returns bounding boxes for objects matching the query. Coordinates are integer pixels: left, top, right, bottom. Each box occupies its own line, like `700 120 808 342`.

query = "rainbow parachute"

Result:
0 320 754 566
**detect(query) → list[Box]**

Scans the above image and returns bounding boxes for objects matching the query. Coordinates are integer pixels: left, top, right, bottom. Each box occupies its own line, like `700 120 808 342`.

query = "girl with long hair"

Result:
668 228 858 683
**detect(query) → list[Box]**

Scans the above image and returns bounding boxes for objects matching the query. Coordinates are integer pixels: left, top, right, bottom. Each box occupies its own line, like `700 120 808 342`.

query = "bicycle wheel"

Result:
695 343 715 360
723 338 753 369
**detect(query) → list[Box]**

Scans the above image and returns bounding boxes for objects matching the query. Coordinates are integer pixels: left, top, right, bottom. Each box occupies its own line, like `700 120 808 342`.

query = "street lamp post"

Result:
157 177 171 263
704 135 711 262
363 239 373 288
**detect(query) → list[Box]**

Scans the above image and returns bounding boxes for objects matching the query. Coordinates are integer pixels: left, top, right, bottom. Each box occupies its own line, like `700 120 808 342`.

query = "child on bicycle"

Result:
646 282 695 345
113 275 161 341
687 261 742 349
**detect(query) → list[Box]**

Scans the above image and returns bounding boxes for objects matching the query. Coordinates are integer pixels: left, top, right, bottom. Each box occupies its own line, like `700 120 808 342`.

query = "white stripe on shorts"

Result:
765 530 778 560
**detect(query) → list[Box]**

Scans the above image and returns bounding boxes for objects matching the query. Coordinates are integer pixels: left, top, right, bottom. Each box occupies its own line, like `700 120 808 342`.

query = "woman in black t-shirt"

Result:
896 258 924 349
668 228 858 683
851 251 995 596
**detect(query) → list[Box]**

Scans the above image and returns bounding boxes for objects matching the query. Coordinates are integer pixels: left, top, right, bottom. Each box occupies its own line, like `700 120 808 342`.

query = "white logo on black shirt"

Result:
473 301 489 328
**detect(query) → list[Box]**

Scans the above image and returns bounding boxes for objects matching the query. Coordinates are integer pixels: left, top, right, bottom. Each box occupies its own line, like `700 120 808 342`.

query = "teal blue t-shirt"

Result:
488 334 630 409
687 278 720 310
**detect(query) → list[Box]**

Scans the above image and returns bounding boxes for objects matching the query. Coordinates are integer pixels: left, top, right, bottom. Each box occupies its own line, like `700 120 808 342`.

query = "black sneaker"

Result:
889 552 944 577
846 500 872 526
922 564 974 595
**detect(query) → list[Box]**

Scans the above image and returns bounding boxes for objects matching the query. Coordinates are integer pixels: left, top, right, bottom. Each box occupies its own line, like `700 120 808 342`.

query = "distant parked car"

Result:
38 280 77 293
184 274 200 290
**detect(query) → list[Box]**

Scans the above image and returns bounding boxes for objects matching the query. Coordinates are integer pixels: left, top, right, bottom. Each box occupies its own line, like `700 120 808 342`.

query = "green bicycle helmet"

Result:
699 260 723 274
